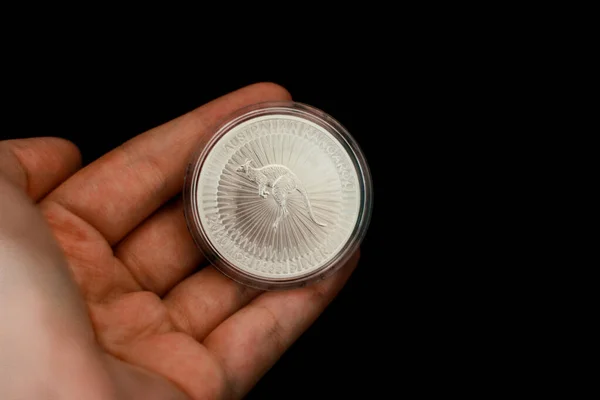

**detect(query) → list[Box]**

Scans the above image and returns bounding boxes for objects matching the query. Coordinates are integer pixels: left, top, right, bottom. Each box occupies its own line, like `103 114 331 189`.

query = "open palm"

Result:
0 83 359 400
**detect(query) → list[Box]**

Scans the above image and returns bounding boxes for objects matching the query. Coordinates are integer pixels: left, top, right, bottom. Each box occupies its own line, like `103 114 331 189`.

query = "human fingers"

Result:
0 137 81 200
202 251 360 398
44 83 291 245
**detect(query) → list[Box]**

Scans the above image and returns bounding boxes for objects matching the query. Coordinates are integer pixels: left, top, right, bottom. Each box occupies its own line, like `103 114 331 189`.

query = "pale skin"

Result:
0 83 360 400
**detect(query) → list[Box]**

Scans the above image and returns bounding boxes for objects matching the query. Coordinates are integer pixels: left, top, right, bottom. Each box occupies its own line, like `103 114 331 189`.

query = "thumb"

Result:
0 152 111 398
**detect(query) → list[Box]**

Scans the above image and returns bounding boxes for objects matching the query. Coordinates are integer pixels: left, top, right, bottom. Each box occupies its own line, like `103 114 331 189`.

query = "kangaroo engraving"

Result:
236 159 327 230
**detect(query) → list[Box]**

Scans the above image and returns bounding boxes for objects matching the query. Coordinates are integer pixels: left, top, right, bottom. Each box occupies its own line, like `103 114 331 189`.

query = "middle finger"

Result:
114 197 204 296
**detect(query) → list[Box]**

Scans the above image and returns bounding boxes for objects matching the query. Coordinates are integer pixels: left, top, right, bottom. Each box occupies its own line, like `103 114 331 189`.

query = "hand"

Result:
0 83 359 400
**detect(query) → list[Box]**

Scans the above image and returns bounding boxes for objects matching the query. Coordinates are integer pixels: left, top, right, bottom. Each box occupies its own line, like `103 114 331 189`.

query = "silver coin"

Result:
184 102 372 290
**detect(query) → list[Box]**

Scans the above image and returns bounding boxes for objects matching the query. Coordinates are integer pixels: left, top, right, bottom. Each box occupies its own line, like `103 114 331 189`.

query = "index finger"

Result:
43 83 292 245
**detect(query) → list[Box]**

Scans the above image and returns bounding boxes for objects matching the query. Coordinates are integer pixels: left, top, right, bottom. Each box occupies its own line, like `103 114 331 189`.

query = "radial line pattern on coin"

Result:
197 115 360 278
